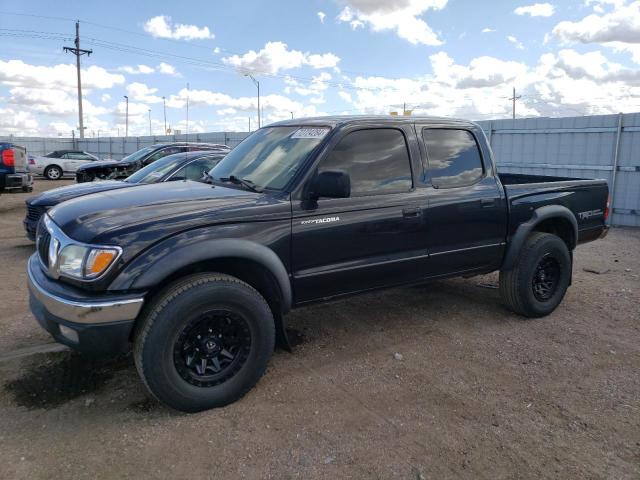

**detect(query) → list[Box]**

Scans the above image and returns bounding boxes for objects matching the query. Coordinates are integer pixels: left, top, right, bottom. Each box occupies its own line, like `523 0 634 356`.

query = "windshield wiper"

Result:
218 175 263 193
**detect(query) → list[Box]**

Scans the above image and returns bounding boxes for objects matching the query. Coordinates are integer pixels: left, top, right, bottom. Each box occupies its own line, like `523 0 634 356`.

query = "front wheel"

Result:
44 165 63 180
134 273 275 412
499 232 572 318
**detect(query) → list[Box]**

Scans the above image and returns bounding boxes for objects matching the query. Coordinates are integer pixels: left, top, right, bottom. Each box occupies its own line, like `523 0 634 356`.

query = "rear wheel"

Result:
499 232 571 318
44 165 62 180
134 273 275 412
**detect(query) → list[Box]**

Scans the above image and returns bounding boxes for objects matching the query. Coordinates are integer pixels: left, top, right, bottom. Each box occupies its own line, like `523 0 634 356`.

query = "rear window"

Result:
422 129 484 188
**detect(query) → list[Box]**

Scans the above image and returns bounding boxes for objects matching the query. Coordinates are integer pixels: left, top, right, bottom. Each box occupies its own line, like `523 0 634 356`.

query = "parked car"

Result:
29 150 100 180
75 143 231 183
24 150 226 240
27 116 609 412
0 143 32 193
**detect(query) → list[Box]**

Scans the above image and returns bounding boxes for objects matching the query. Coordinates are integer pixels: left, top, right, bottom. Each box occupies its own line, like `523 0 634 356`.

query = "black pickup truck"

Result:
27 116 609 412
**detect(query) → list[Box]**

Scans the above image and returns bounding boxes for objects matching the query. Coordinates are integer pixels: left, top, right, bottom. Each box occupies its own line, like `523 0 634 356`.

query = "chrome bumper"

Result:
27 256 144 324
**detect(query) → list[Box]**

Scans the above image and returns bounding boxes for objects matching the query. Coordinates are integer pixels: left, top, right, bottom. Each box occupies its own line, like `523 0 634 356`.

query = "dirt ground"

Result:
0 179 638 479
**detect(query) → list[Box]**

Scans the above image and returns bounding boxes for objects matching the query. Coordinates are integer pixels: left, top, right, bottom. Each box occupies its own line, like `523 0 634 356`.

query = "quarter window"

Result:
423 129 484 188
318 128 412 196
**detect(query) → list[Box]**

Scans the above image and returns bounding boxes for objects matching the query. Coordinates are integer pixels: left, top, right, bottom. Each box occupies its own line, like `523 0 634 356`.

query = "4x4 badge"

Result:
300 216 340 225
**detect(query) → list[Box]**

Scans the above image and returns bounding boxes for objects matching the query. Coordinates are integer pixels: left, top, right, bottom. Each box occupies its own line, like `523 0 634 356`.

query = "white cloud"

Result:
0 60 124 92
101 93 111 102
143 15 214 41
158 62 180 76
213 47 221 54
334 48 640 120
335 0 448 45
284 72 332 97
507 35 525 49
514 3 555 17
126 82 164 104
118 64 155 75
482 27 496 33
222 42 340 74
0 107 39 134
164 87 324 121
318 11 326 23
552 1 640 44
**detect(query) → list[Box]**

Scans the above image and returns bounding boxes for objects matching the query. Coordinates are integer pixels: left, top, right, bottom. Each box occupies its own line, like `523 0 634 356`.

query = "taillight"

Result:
2 149 15 167
604 195 611 221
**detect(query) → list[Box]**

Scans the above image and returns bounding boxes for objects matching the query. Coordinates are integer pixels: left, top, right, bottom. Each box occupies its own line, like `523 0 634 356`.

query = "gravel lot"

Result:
0 179 638 479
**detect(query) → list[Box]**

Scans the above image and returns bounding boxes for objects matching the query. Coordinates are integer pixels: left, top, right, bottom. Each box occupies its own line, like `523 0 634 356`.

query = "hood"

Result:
47 181 290 256
76 159 125 171
28 180 131 206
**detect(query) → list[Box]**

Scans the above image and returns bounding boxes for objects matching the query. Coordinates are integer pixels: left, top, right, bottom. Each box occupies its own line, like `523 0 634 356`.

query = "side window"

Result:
318 128 412 197
146 147 181 164
184 159 210 181
423 129 484 188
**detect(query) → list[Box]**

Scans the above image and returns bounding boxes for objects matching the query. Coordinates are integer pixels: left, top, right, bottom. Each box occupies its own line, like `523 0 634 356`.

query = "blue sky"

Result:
1 0 640 136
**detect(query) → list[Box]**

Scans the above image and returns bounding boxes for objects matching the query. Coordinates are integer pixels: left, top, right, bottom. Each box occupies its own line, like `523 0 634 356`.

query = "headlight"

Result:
57 244 120 279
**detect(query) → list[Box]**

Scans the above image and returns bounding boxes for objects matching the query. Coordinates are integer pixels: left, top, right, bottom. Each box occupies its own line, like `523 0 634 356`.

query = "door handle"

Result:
402 206 422 218
480 199 496 208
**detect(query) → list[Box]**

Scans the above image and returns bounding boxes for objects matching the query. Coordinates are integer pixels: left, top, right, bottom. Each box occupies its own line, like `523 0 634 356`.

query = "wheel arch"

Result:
117 238 294 350
502 205 577 271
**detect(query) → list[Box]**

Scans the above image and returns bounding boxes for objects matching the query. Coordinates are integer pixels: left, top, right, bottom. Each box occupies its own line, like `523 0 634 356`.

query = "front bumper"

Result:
27 254 145 355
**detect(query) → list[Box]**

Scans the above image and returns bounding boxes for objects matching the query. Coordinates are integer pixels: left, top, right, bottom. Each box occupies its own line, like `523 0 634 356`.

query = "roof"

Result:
163 150 228 161
149 142 230 149
270 115 477 128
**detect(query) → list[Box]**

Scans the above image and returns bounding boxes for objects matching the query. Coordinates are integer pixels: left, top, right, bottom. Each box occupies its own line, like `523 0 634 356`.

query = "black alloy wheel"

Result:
173 310 252 387
531 254 561 302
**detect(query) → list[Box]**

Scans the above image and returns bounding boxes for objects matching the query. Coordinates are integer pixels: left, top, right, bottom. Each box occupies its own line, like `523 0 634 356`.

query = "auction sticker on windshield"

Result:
291 128 330 139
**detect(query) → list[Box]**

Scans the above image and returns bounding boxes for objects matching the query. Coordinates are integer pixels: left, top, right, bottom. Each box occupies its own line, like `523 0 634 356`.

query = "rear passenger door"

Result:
420 127 507 274
291 126 423 303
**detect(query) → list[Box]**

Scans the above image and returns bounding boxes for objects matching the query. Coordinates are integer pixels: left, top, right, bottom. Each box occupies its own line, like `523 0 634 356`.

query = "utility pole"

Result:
245 74 260 128
248 117 251 132
290 111 294 119
148 109 152 136
162 96 167 135
186 83 190 141
123 96 129 136
509 87 521 120
64 21 92 139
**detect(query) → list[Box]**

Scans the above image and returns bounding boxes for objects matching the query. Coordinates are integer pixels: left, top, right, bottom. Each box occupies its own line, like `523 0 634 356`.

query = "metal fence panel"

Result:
478 113 639 227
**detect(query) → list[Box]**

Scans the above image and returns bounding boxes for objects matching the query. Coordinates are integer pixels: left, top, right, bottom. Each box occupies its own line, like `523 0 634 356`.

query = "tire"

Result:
499 232 571 318
134 273 275 413
44 165 63 180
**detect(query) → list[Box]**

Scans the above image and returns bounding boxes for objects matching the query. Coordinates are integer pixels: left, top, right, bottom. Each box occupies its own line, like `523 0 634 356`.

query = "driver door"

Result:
291 126 422 303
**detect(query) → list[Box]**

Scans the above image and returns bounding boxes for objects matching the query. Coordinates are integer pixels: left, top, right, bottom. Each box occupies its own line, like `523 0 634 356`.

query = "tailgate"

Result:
11 145 28 173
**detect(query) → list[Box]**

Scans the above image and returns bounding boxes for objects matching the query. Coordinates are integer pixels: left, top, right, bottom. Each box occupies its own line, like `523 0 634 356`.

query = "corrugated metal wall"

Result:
3 113 639 226
0 132 251 160
477 113 639 227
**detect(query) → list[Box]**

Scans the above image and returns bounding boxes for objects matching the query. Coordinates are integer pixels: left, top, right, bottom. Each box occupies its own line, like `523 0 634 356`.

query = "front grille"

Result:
26 204 46 222
37 227 51 268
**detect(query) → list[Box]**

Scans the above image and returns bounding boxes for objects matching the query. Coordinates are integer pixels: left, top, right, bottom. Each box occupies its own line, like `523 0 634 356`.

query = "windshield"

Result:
121 146 155 163
209 126 329 190
125 154 185 184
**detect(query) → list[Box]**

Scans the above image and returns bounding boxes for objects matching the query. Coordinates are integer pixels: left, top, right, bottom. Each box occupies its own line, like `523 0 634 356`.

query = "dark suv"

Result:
0 143 32 193
75 143 230 182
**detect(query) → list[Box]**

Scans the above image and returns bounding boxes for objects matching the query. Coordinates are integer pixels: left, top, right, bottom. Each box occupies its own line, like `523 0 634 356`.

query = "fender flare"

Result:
501 204 578 271
112 237 292 314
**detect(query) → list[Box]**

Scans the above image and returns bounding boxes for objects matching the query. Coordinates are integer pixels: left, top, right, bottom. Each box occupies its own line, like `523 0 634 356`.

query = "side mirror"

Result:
309 170 350 199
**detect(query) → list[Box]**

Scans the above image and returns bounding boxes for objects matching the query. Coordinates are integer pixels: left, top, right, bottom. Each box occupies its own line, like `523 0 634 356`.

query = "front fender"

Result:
109 236 292 313
501 204 578 271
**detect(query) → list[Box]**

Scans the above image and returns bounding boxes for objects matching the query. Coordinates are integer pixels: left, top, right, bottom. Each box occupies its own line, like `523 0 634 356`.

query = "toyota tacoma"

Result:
27 116 609 412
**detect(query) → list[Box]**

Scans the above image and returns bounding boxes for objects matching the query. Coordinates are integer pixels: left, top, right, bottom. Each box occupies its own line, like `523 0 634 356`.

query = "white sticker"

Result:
291 127 330 139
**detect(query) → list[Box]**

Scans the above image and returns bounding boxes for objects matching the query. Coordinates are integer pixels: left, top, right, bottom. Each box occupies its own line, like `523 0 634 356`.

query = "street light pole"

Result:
124 95 129 137
148 109 152 136
162 96 167 135
245 74 260 128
